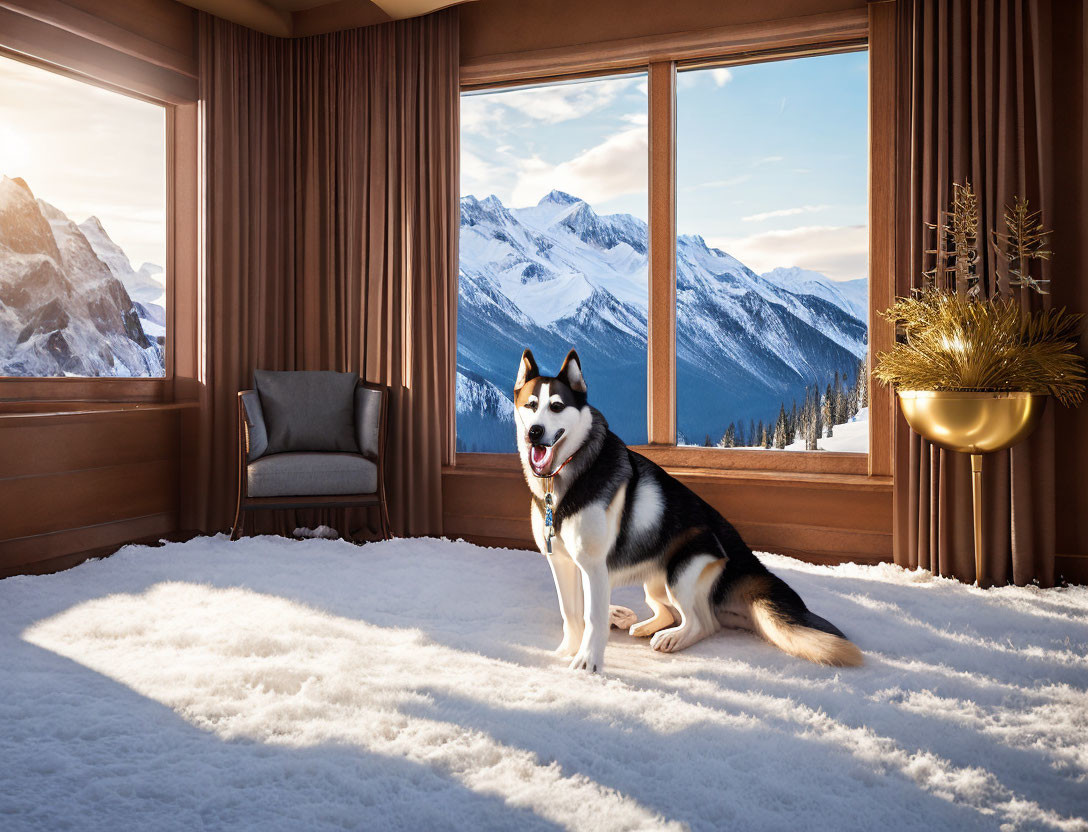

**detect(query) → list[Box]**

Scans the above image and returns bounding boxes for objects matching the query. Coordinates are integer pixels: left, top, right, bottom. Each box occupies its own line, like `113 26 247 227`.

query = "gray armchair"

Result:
230 373 390 541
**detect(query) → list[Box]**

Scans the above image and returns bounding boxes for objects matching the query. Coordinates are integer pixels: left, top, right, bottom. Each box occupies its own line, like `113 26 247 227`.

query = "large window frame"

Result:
0 29 198 405
457 7 895 480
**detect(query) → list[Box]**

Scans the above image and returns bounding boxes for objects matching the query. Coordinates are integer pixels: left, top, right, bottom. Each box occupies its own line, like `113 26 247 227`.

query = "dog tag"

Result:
544 493 554 555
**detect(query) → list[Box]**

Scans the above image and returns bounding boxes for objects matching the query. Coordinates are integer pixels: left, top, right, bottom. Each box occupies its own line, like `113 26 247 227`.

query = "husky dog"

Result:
515 348 863 673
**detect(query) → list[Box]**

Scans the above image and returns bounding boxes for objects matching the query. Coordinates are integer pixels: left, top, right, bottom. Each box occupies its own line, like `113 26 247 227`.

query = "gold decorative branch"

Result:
991 196 1053 294
876 181 1085 407
924 181 981 294
875 289 1085 406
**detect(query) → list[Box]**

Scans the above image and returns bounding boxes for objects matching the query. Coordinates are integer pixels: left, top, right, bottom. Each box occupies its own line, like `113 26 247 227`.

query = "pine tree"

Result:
773 404 788 449
704 433 712 447
761 423 769 448
822 384 834 438
748 419 756 449
856 357 868 413
725 422 736 447
805 385 819 450
832 370 843 425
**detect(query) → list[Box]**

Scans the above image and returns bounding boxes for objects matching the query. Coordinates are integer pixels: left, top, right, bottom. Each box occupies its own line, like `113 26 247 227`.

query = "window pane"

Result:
675 53 869 451
0 55 166 378
458 74 648 453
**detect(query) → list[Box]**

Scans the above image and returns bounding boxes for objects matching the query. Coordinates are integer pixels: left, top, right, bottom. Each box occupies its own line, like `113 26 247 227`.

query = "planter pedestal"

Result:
897 391 1047 587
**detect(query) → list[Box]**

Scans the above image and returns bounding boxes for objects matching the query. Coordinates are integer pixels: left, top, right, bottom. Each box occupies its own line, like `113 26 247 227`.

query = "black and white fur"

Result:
514 348 863 673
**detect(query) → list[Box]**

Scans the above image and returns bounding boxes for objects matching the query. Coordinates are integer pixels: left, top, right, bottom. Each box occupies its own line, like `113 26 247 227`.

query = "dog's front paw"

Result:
568 646 605 673
554 633 581 658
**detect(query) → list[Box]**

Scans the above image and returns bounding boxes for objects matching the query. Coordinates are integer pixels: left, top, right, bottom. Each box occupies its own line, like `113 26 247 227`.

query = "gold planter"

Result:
897 390 1048 586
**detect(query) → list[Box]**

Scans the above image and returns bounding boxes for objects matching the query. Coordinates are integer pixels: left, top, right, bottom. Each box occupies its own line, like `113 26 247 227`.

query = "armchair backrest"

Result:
239 380 387 463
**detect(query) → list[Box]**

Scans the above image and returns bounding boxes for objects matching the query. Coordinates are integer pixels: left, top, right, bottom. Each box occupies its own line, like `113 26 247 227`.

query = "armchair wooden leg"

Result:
379 500 392 540
230 502 244 541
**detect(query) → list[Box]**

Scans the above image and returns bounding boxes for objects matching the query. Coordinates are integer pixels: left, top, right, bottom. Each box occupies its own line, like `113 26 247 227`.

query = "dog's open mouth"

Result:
529 442 556 477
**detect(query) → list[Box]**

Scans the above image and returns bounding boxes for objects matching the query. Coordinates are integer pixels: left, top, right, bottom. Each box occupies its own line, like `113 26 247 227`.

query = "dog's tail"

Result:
719 571 863 667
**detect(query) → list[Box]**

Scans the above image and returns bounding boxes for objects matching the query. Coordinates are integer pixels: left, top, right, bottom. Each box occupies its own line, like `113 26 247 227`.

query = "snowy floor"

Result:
2 536 1087 832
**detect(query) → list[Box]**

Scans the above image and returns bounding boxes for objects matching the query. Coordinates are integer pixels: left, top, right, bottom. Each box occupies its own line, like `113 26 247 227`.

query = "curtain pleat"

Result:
892 0 1056 586
192 10 458 538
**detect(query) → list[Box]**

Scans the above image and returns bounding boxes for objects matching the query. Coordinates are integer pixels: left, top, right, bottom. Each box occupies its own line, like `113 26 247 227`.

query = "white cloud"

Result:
681 174 750 192
741 204 830 223
460 149 502 200
621 112 648 126
752 155 784 166
511 127 647 208
708 224 868 282
461 78 636 134
711 68 733 87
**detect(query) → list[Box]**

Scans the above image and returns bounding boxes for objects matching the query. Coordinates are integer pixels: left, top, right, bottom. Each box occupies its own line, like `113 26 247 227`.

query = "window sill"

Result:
0 376 171 404
448 451 890 491
0 400 197 428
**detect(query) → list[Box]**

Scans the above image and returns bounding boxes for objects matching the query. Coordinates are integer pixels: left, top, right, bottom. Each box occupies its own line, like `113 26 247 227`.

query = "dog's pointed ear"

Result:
557 349 587 393
514 349 539 392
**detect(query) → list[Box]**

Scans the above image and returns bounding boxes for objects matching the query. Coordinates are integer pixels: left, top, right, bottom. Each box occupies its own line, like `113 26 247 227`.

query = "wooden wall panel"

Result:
0 0 197 76
1 413 176 478
54 0 196 64
1 460 176 540
0 513 176 578
0 408 183 574
460 0 867 65
443 461 893 565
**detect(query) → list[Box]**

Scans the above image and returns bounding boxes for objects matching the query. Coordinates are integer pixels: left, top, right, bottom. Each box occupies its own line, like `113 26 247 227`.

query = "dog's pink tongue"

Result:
530 444 551 469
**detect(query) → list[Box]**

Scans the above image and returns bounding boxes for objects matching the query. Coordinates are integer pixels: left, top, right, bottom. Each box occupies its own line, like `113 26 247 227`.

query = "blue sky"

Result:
461 50 869 282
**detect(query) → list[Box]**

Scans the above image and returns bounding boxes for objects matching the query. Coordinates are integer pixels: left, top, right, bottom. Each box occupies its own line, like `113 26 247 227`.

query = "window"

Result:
0 54 167 378
456 44 878 464
675 52 869 451
457 74 648 453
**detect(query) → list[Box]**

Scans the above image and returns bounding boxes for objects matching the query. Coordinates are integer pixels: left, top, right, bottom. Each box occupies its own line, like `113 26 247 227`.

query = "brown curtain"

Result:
189 11 458 537
892 0 1056 585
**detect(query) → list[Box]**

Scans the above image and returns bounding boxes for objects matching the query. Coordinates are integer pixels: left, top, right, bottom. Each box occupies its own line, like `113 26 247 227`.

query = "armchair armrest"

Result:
354 384 385 462
239 389 269 461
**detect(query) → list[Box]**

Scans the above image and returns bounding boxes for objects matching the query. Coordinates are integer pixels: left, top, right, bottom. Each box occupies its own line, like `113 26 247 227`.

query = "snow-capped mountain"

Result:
79 214 166 336
0 176 164 377
761 266 868 322
457 190 866 452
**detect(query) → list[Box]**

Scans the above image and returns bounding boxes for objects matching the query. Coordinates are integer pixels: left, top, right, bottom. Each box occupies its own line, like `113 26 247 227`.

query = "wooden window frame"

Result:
456 6 894 481
0 18 198 406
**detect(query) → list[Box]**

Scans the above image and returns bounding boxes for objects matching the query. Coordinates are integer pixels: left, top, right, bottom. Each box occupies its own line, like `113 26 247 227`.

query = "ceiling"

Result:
176 0 477 38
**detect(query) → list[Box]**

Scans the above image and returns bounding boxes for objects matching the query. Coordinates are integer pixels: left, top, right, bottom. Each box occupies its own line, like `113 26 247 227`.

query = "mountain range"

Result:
0 176 165 377
457 189 867 452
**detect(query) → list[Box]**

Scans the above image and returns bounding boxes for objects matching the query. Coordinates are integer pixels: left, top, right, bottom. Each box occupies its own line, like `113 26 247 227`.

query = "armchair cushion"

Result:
247 452 376 498
254 370 359 455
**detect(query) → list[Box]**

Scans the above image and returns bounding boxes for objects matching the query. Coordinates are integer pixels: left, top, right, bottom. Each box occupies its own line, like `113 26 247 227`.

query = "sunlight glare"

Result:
0 124 31 176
